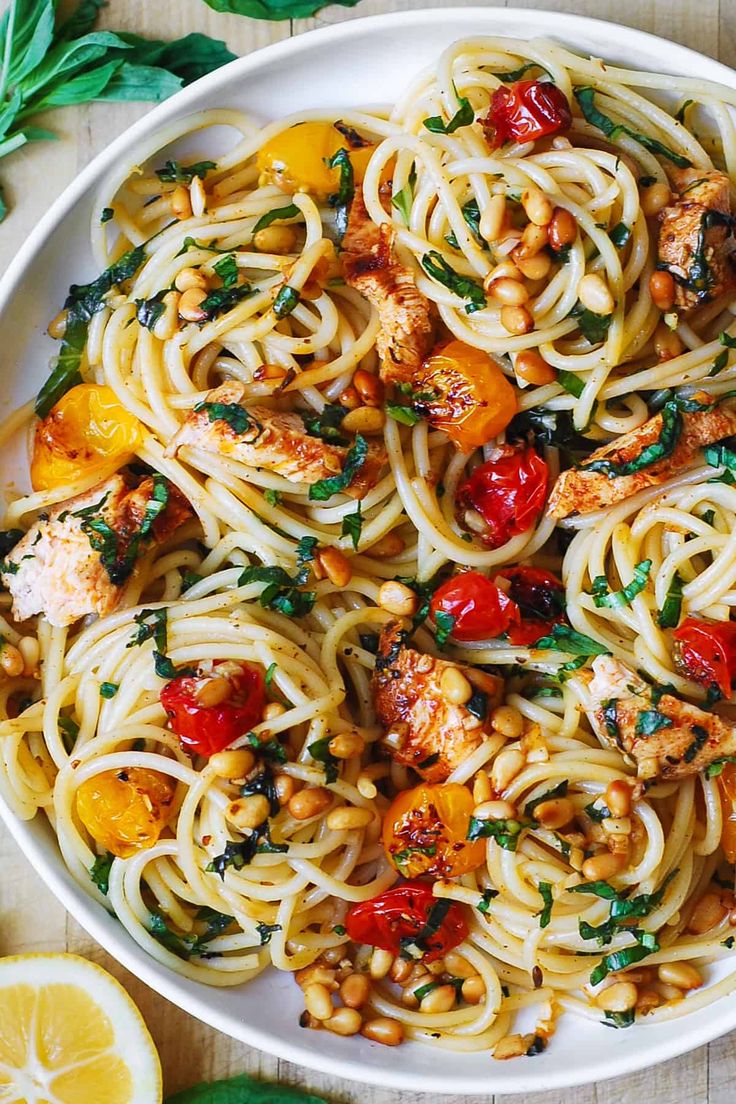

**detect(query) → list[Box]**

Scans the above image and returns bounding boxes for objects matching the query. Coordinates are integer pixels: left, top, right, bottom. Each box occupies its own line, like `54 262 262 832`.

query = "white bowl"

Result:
2 7 736 1093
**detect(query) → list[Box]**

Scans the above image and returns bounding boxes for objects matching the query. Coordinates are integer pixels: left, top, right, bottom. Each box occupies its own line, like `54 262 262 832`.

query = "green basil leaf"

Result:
341 504 362 551
252 202 301 234
423 96 474 135
534 624 610 656
557 370 585 397
635 708 673 736
574 87 692 169
537 881 553 928
583 401 682 477
200 0 360 20
90 851 114 895
467 815 527 851
421 250 486 314
591 559 652 609
273 285 300 319
609 222 631 248
308 434 368 502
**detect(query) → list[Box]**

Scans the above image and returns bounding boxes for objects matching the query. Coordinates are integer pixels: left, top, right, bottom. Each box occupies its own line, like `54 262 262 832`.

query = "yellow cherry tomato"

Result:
382 782 486 878
76 767 175 859
257 121 376 198
718 763 736 863
31 384 144 492
416 340 518 451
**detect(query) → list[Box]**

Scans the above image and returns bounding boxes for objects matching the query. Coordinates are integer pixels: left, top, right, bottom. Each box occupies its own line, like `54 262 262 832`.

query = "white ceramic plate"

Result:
2 8 736 1093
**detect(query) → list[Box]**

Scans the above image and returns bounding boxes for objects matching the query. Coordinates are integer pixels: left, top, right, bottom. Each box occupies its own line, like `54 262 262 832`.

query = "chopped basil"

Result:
558 370 585 397
705 756 736 779
194 400 259 436
90 851 114 895
584 799 612 823
246 732 288 764
590 930 659 985
537 881 553 928
135 291 167 331
273 285 301 319
155 159 216 184
466 690 488 721
658 572 683 628
423 96 474 134
238 564 316 618
199 283 254 319
591 559 652 609
263 488 281 507
302 403 349 444
181 569 203 591
393 844 437 871
341 505 362 550
99 682 118 699
525 779 569 818
705 443 736 474
534 624 610 657
574 87 692 169
476 887 498 913
573 304 612 345
603 1009 636 1028
445 198 488 250
386 401 421 426
398 898 451 960
609 222 631 248
421 251 486 314
326 147 354 240
128 606 168 652
467 815 527 851
296 536 318 566
494 61 550 82
308 434 368 502
709 349 729 377
720 331 736 349
635 708 673 736
100 207 114 223
307 735 339 783
240 767 280 817
252 203 300 234
256 921 282 945
213 254 239 288
434 610 455 648
391 169 417 225
583 401 682 477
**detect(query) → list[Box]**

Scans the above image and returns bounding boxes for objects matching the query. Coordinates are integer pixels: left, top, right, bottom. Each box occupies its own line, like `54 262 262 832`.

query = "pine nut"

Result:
522 187 553 226
361 1017 404 1046
288 787 332 820
548 207 577 251
326 806 374 831
534 797 574 829
489 277 529 306
178 287 208 322
304 982 334 1021
605 779 632 818
515 350 555 385
500 305 533 335
657 962 702 990
578 273 614 315
649 270 676 312
641 181 671 217
444 950 477 978
493 1034 532 1060
594 981 637 1012
658 983 685 1002
18 636 40 677
370 948 394 979
317 546 352 587
357 775 378 799
440 666 473 704
461 976 485 1003
688 892 727 934
491 705 524 739
195 676 231 707
189 175 207 217
419 984 457 1013
485 261 523 288
328 732 365 759
491 748 525 791
0 644 24 677
228 794 270 829
473 771 492 805
275 774 297 805
480 194 507 242
47 309 68 339
338 386 361 410
352 368 384 407
581 851 627 881
295 964 336 988
170 185 192 220
515 251 552 280
325 1007 362 1035
603 816 631 836
340 972 370 1008
254 225 297 253
263 702 286 721
517 222 549 258
464 508 489 535
474 798 517 820
378 580 418 617
341 406 385 435
175 267 208 292
368 532 405 558
209 748 256 779
389 956 412 982
654 322 683 360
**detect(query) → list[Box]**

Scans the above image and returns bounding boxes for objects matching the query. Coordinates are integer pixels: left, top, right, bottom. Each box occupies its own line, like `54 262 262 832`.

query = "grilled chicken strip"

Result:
2 474 190 628
165 380 386 499
658 169 735 311
342 189 434 387
372 621 504 782
585 655 736 782
548 396 736 519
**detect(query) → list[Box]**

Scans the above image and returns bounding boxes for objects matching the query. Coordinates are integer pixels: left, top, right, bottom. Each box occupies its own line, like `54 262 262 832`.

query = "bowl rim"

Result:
2 6 736 1093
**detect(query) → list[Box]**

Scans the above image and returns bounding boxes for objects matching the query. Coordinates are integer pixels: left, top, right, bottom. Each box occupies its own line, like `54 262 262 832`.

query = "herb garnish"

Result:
156 160 216 184
537 882 553 928
423 96 474 135
583 401 682 477
306 735 339 784
238 564 316 618
574 87 692 168
308 435 368 501
213 254 239 288
591 560 652 609
194 401 259 436
273 285 301 318
253 202 301 234
90 851 114 895
421 251 486 314
341 504 362 550
467 815 528 851
326 147 354 240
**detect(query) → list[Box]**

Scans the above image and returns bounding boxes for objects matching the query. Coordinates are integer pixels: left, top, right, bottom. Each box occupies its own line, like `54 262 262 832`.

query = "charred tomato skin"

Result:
673 617 736 699
345 881 469 962
484 80 572 148
382 783 486 877
457 444 549 550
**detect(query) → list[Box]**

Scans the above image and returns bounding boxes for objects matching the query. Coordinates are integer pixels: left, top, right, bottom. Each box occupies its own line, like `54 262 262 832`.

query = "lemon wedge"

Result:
0 953 162 1104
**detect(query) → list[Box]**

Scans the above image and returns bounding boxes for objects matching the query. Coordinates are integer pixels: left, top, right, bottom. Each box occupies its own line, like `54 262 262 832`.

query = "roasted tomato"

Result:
495 565 566 646
484 80 572 149
257 121 376 198
673 617 736 699
345 882 468 962
76 766 175 859
161 661 266 757
415 340 517 451
430 571 518 642
457 443 549 549
718 764 736 863
382 782 486 877
31 384 144 492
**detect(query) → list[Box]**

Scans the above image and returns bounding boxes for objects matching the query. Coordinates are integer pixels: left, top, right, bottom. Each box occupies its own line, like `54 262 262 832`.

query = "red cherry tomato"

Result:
345 882 468 962
495 566 566 646
457 444 549 550
430 571 519 642
160 661 266 757
673 618 736 699
484 80 572 148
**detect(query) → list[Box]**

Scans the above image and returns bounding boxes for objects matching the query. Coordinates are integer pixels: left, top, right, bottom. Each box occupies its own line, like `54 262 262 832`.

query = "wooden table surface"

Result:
1 0 736 1099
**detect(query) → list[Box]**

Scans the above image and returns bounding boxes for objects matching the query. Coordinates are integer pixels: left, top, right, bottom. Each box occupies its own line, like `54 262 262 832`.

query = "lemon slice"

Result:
0 953 162 1104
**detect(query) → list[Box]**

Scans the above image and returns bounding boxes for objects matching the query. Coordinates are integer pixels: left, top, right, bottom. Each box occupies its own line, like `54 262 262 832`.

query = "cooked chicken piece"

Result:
342 189 434 387
2 474 191 628
658 169 735 310
584 655 736 782
372 621 504 782
548 397 736 519
165 380 385 499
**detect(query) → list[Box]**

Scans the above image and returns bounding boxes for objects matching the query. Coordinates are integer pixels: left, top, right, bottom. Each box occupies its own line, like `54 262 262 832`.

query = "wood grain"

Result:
0 1 733 1099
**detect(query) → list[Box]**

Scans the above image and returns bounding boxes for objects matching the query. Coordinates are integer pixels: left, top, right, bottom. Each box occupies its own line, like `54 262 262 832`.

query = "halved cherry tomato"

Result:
718 764 736 863
415 340 518 451
673 617 736 699
430 571 518 642
345 881 468 962
31 384 143 492
382 783 486 878
161 661 266 757
495 566 566 646
457 443 548 550
257 121 377 198
484 80 572 149
76 766 175 859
